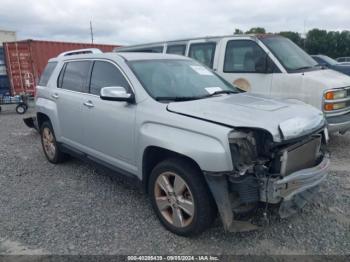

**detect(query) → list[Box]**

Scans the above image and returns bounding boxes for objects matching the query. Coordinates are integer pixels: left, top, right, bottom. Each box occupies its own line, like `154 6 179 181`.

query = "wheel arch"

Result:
37 112 51 128
142 146 202 193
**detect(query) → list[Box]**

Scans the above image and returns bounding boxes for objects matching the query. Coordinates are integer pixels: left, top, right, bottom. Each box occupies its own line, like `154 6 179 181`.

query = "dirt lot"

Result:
0 106 349 255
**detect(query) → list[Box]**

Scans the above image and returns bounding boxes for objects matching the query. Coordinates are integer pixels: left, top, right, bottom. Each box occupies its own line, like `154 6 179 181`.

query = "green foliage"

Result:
280 28 350 58
234 28 243 34
245 27 266 34
233 27 350 58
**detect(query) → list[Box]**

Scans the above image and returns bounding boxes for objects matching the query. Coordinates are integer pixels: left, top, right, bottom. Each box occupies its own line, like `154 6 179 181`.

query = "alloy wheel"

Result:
42 127 56 160
154 172 195 228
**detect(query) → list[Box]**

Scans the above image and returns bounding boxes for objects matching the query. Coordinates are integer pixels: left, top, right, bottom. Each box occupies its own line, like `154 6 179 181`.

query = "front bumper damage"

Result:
260 154 330 217
203 154 330 232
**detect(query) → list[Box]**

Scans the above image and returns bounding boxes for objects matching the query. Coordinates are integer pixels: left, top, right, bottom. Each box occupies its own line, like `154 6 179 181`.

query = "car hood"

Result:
303 68 350 89
167 93 325 142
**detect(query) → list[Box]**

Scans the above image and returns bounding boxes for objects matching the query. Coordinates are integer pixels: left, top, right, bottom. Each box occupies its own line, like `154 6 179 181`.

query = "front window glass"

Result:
261 37 318 71
224 40 267 72
90 61 130 95
129 59 239 100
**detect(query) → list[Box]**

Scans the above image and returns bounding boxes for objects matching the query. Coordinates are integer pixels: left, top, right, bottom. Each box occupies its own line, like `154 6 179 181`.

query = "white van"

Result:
115 35 350 134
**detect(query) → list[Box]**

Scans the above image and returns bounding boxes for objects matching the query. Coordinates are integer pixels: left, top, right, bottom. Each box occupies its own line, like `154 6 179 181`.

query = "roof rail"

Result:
58 48 102 57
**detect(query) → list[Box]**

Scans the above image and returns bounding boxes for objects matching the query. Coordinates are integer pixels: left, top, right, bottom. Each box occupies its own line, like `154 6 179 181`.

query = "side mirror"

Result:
100 86 135 103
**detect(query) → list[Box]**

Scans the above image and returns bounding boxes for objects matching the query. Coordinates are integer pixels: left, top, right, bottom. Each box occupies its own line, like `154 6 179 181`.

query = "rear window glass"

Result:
121 46 164 53
60 61 91 93
166 44 186 55
188 42 216 68
39 62 58 86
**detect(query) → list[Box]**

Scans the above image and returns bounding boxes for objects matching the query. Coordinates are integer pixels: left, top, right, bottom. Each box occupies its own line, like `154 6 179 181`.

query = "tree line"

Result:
234 27 350 59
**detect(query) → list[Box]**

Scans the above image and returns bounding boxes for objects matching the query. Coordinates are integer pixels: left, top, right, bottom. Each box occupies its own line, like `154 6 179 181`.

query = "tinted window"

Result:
61 61 91 93
166 45 186 55
39 62 58 86
90 61 130 95
188 42 216 68
122 46 163 53
224 40 267 73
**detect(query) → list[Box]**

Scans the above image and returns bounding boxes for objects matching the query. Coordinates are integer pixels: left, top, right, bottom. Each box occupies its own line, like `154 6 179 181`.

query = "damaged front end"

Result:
204 127 330 232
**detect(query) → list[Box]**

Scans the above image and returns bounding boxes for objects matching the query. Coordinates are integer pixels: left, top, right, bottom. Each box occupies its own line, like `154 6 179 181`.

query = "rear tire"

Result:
149 158 217 236
40 121 66 164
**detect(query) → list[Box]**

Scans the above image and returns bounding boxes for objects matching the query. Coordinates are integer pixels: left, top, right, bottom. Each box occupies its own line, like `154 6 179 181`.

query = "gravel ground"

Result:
0 105 349 255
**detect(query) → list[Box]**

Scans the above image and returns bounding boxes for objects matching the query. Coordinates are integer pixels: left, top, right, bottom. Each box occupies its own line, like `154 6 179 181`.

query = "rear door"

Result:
54 60 92 149
82 60 136 174
217 39 273 95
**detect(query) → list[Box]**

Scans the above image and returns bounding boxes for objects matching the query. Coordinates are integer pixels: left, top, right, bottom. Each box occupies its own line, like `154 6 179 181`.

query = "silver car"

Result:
34 49 330 236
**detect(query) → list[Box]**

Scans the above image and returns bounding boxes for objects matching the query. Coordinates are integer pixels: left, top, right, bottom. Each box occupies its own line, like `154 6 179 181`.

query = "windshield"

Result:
128 59 239 101
261 37 318 71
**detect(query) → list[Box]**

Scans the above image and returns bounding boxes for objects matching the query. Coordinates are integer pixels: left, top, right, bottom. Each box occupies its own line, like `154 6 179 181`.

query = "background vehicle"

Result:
312 55 350 76
336 57 350 63
34 49 329 236
116 35 350 134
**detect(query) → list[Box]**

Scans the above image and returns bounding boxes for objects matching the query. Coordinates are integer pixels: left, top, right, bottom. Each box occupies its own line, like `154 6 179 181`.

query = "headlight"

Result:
279 115 325 140
324 102 347 111
324 90 347 100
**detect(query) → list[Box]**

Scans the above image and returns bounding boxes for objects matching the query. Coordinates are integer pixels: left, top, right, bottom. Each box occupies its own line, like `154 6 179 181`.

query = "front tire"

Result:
40 121 66 164
149 158 217 236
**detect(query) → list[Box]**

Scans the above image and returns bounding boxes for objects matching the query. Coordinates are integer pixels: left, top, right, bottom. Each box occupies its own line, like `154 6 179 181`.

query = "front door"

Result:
217 39 273 95
82 60 136 174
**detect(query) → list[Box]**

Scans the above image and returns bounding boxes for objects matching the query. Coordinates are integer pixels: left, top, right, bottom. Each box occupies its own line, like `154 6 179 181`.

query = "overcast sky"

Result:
0 0 349 45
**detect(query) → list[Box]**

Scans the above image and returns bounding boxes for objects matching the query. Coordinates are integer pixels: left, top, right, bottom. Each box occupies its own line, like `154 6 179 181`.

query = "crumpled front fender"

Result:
203 172 259 232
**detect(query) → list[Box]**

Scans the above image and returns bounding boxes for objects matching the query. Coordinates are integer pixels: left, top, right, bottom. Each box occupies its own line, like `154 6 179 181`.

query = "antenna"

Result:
90 20 94 44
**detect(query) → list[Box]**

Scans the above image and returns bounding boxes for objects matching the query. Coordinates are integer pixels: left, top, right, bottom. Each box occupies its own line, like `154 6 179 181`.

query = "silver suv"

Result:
34 49 330 236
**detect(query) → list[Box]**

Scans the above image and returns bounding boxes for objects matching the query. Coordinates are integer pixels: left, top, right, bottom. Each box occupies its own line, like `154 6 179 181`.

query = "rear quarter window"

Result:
188 42 216 68
166 44 186 55
38 62 58 86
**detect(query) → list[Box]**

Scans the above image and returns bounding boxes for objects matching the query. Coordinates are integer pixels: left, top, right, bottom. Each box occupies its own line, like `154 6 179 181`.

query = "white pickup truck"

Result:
116 35 350 134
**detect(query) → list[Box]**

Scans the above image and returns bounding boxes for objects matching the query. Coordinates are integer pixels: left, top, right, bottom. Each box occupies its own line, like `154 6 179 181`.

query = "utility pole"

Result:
303 19 306 49
90 20 94 44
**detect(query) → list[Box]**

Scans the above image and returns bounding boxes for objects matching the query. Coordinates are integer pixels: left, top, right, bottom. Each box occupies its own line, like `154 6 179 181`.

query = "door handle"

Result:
51 93 59 99
83 101 94 108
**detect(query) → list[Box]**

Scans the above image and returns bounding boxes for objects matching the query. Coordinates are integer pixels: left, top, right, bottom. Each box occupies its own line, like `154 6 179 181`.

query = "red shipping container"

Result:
3 40 121 96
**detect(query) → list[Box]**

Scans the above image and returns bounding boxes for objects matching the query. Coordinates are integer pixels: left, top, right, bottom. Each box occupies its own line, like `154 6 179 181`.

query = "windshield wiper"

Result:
294 65 322 71
155 90 238 102
155 96 202 102
201 90 238 98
